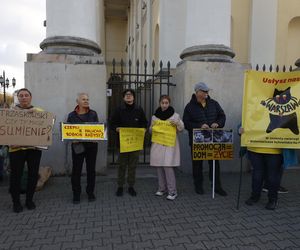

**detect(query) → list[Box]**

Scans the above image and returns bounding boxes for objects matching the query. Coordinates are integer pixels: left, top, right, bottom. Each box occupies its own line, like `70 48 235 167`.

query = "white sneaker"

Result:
155 191 166 196
166 193 177 200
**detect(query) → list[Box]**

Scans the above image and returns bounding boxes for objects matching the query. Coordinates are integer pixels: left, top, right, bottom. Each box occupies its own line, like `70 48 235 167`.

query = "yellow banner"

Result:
61 123 106 141
192 129 233 160
151 120 176 147
119 127 145 153
241 70 300 148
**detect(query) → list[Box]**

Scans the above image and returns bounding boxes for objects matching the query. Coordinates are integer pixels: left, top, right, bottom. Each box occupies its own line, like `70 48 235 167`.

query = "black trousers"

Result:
191 147 222 189
9 149 42 204
71 144 98 195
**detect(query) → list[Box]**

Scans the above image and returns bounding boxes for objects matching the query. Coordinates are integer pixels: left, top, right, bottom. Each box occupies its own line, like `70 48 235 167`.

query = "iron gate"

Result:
107 59 175 165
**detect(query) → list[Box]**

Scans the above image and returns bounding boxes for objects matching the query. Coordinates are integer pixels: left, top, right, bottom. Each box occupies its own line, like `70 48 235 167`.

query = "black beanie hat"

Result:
122 89 135 98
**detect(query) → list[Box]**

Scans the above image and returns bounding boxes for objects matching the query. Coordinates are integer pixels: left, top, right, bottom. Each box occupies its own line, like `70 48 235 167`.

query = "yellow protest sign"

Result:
241 70 300 148
119 127 145 153
151 120 176 147
192 129 233 160
61 123 106 141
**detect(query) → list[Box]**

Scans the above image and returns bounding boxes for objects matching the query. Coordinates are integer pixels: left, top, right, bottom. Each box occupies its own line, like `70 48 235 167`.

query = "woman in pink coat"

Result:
150 95 184 200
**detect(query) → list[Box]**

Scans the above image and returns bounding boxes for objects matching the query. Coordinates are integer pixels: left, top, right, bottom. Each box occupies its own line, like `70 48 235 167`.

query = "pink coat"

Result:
150 113 184 167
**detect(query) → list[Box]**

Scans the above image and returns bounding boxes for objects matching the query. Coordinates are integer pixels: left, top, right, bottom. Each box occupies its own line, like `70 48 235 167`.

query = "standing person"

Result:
9 88 43 213
67 93 99 204
183 82 227 196
110 89 147 197
150 95 184 200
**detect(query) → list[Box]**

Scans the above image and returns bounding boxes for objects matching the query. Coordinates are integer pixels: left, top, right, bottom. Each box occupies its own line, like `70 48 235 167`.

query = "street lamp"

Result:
0 70 16 104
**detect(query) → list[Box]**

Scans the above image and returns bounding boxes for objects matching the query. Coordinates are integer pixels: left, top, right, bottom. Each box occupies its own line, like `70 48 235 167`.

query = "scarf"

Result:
154 106 175 120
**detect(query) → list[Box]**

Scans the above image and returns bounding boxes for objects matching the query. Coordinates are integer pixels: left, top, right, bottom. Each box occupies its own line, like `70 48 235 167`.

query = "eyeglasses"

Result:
125 93 133 96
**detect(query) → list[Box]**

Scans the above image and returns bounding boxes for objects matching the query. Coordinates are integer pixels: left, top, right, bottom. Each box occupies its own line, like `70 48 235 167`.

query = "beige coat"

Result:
150 113 184 167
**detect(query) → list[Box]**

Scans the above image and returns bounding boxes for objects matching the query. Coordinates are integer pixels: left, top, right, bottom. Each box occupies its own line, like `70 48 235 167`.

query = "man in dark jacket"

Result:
183 82 227 196
110 89 148 197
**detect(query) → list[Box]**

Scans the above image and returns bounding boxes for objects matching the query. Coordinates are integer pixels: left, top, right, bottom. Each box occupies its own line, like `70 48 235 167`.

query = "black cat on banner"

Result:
261 87 300 135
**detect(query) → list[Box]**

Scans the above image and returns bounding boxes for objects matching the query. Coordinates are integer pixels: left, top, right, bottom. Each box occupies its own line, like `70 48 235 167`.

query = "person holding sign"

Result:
150 95 184 200
9 88 43 213
110 89 147 197
183 82 227 196
67 93 99 204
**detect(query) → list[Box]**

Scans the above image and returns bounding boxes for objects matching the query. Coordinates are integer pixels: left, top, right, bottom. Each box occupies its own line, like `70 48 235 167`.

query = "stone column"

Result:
41 0 101 56
25 0 107 175
250 0 278 67
180 0 235 62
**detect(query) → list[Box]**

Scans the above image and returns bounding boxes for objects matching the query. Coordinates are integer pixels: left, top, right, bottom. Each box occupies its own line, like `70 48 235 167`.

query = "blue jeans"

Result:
248 151 282 201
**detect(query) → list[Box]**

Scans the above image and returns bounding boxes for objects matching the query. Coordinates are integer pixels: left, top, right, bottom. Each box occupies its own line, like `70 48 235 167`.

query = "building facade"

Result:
25 0 300 174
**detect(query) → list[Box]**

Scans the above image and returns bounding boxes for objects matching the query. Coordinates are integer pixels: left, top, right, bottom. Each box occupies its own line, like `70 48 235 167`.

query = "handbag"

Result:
72 143 85 154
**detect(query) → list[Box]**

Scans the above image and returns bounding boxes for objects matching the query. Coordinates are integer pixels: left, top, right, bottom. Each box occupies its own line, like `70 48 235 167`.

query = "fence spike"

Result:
152 60 155 68
112 58 116 66
276 65 279 72
136 59 140 67
262 64 266 72
256 64 259 71
160 60 163 69
128 59 132 66
269 65 272 72
144 60 147 68
283 65 286 72
289 65 293 72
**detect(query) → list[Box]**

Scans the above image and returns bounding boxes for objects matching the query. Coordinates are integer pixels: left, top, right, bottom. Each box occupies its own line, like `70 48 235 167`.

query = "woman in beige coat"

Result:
150 95 184 200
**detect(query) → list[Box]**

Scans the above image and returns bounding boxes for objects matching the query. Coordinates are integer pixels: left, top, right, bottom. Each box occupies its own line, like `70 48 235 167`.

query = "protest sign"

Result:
61 123 106 141
119 128 145 153
193 129 233 160
0 108 55 146
242 70 300 148
151 120 176 147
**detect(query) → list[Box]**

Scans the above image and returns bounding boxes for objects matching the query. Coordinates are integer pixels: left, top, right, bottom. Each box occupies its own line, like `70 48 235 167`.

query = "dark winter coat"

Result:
67 107 99 148
110 102 148 130
183 94 226 145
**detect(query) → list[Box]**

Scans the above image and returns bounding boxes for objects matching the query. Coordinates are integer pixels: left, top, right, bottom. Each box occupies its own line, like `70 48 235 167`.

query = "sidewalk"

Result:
0 167 300 250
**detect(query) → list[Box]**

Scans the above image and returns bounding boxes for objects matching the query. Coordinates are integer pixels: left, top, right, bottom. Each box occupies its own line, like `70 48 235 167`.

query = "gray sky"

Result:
0 0 46 93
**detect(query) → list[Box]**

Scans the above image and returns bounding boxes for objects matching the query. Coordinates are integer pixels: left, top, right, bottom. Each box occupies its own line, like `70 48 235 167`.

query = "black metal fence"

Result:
254 64 294 72
107 59 175 165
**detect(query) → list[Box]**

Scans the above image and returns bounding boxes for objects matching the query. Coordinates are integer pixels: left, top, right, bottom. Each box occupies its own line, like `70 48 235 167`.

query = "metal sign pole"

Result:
212 159 215 199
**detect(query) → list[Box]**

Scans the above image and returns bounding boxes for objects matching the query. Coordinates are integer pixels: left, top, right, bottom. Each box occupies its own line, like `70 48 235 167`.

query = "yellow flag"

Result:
119 128 145 153
151 120 176 147
241 70 300 148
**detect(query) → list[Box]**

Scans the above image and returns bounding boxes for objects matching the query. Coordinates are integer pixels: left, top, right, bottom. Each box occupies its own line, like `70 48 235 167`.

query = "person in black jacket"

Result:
67 93 99 204
110 89 147 197
183 82 227 196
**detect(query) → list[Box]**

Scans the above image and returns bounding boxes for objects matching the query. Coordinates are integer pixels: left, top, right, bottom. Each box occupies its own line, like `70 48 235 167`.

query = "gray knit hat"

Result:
194 82 210 92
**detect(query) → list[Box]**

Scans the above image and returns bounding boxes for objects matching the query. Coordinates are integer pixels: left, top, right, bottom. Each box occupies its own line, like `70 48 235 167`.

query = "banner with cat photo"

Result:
241 70 300 148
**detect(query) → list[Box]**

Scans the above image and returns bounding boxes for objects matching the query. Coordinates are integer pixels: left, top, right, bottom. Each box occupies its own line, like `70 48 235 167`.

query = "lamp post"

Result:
0 70 16 104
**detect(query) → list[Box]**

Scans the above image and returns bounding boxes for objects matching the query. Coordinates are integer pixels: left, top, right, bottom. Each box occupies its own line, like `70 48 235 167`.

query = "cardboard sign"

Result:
0 108 55 146
242 70 300 148
61 123 106 141
151 120 176 147
193 129 233 160
119 127 145 153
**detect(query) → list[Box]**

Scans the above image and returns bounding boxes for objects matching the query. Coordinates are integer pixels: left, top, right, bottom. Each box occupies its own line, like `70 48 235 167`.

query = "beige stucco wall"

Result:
231 0 251 64
105 18 128 77
276 0 300 67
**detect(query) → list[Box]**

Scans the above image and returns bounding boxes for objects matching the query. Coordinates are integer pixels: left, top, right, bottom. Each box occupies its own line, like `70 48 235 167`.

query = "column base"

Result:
180 44 235 63
40 36 101 56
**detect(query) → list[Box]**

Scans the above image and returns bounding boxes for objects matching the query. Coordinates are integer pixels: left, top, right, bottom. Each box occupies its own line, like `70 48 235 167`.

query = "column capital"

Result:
180 44 235 63
40 36 101 56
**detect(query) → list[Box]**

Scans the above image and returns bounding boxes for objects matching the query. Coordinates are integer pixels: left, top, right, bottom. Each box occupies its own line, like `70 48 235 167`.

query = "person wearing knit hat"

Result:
110 88 148 197
183 82 228 196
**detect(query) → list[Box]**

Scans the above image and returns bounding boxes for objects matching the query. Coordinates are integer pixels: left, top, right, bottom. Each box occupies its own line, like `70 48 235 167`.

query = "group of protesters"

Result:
1 80 291 213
